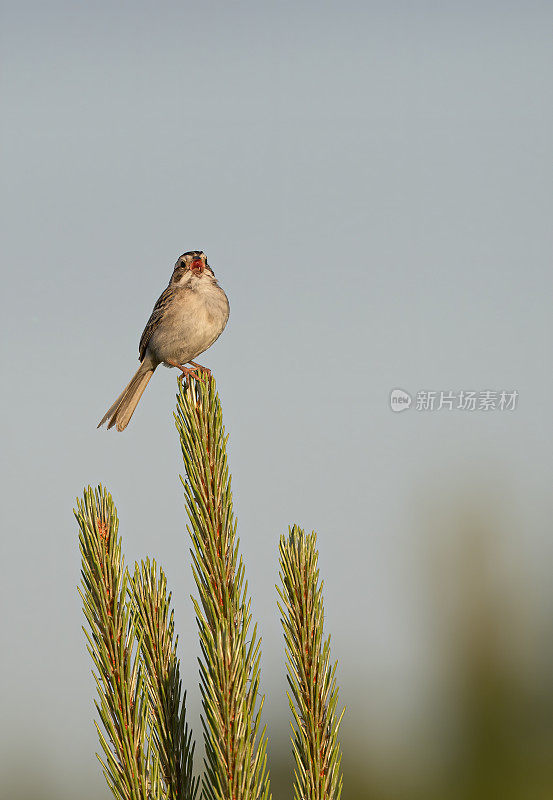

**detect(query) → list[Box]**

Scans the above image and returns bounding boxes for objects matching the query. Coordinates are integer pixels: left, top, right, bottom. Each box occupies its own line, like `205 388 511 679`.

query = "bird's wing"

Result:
138 284 175 361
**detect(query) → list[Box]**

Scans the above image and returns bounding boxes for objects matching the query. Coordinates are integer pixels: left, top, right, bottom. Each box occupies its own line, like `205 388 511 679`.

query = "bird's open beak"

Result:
191 258 204 274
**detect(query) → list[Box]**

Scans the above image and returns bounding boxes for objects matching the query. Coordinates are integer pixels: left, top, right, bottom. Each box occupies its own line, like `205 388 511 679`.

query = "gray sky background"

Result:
1 0 552 794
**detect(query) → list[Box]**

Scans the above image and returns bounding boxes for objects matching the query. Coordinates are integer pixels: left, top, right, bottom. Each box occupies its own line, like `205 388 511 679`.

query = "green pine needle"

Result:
76 485 161 800
175 377 271 800
278 526 345 800
132 559 199 800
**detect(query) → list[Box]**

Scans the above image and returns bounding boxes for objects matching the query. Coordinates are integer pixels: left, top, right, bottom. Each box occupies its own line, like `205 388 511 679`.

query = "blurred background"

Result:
1 2 552 798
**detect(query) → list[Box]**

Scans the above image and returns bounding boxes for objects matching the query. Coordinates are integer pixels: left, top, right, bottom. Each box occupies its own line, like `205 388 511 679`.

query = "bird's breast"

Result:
149 283 229 366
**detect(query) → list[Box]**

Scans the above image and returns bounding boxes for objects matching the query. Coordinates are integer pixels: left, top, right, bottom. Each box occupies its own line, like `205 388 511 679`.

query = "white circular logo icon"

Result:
390 389 412 412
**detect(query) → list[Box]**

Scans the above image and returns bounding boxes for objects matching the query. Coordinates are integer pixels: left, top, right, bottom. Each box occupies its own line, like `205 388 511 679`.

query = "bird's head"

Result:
171 251 216 286
176 251 208 276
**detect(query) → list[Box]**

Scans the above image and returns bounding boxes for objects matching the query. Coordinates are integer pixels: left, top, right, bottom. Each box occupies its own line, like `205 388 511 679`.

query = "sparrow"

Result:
98 251 229 431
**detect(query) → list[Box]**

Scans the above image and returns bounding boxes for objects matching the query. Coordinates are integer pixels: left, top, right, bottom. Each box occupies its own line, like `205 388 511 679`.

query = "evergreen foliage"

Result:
175 378 271 800
76 486 162 800
278 527 345 800
77 378 343 800
132 559 198 800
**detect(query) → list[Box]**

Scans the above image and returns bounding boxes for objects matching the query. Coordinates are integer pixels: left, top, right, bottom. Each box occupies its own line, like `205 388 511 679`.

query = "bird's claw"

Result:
176 363 211 384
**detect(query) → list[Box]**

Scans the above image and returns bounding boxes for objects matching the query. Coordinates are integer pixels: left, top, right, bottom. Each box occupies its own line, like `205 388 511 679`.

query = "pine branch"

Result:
76 485 163 800
277 527 345 800
175 377 271 800
132 559 199 800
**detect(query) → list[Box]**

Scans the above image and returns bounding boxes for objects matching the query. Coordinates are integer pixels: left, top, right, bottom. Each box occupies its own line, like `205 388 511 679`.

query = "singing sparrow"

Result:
98 251 229 431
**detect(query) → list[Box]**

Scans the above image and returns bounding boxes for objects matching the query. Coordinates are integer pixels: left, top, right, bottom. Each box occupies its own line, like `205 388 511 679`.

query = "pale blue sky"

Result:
1 1 552 794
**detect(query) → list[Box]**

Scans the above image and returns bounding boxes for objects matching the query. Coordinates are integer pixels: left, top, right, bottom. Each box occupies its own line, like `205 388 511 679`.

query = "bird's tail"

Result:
98 362 155 431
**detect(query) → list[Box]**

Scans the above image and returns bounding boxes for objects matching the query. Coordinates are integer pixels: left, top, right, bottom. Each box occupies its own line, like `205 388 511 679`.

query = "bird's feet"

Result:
167 360 211 382
189 361 212 380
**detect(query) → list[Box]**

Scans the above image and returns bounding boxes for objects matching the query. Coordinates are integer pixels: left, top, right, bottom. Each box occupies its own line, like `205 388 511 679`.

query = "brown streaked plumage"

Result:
98 251 229 432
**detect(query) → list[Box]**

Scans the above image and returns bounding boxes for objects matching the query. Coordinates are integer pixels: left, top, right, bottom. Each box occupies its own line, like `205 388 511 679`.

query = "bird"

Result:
98 250 229 431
